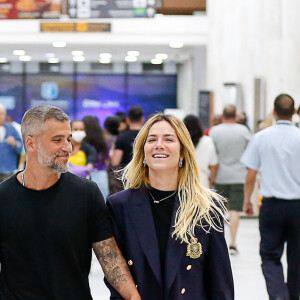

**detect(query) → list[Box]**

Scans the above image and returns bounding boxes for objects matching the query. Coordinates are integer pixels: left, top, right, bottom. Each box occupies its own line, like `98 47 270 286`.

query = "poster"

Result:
0 0 61 19
69 0 155 19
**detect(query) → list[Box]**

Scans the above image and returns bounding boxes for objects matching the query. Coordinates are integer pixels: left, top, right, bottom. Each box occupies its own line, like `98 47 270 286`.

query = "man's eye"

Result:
53 139 61 142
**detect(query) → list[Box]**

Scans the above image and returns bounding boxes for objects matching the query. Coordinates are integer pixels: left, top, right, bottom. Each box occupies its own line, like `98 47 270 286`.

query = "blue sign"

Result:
41 82 59 100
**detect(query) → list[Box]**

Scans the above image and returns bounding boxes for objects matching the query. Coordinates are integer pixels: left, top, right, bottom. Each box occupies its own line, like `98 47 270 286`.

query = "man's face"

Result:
0 106 6 126
36 120 72 173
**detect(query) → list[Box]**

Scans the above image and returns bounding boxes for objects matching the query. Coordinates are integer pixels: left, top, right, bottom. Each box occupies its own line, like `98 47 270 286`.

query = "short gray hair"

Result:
21 105 70 146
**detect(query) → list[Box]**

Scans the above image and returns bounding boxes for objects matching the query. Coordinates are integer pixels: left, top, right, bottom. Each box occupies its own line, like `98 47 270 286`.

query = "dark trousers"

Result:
259 198 300 300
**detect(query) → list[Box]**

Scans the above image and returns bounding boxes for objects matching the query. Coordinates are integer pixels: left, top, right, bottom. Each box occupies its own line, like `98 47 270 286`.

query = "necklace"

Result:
148 190 177 204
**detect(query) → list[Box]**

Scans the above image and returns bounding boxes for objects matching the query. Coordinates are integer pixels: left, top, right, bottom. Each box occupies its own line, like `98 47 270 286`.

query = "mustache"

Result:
54 152 70 158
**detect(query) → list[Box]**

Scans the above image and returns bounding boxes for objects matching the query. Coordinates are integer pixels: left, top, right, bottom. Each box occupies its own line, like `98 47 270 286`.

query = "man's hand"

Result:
93 237 141 300
243 201 254 215
6 136 17 148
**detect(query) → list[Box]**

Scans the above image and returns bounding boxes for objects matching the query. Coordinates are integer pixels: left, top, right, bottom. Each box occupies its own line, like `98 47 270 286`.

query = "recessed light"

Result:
151 58 163 65
99 53 112 59
48 58 60 64
19 55 31 62
71 51 84 56
125 56 137 62
169 42 184 49
99 58 111 64
45 53 55 58
73 56 85 62
0 58 8 63
155 53 168 60
52 41 67 48
127 51 140 56
13 50 26 56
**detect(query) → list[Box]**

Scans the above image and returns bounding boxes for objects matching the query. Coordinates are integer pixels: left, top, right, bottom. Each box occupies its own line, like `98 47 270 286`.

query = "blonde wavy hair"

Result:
121 113 227 244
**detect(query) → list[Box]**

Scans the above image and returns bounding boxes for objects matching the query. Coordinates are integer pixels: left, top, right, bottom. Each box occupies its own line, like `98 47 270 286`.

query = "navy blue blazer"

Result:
106 187 234 300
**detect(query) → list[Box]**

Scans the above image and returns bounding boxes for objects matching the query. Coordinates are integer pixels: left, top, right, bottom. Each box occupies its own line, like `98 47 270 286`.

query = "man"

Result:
0 105 140 300
241 94 300 300
210 105 251 254
0 104 23 182
111 105 144 167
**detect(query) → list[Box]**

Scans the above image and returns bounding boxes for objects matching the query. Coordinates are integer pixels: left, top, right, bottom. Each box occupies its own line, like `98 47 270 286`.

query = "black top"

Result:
148 187 176 275
0 172 112 300
114 130 139 166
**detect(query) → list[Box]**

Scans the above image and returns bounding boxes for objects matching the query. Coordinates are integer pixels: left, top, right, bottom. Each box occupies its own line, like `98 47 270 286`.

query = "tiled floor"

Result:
89 218 287 299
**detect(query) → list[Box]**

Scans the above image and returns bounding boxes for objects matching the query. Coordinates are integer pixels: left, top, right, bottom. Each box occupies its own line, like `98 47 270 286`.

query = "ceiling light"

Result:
169 41 184 49
155 53 168 60
0 58 8 63
99 53 112 59
71 51 84 56
48 58 60 64
19 55 31 62
151 58 163 65
125 56 137 62
52 41 67 48
127 51 140 56
13 50 26 56
45 53 55 58
73 56 85 62
99 58 111 64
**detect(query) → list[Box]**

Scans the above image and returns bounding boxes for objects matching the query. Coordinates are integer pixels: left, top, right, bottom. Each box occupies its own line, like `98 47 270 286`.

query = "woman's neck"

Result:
149 170 178 191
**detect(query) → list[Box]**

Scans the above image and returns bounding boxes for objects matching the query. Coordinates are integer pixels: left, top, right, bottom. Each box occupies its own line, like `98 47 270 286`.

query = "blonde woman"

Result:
105 113 234 300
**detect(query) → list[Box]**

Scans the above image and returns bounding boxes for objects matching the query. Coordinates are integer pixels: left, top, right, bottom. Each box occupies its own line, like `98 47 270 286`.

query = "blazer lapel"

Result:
127 187 163 286
164 196 187 291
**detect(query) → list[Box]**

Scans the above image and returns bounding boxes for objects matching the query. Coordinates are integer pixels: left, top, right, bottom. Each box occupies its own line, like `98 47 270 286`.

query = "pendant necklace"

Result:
148 190 177 204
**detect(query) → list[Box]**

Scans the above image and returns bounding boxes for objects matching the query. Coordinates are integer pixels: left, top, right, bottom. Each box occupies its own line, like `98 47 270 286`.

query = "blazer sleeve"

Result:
204 221 234 300
104 198 126 300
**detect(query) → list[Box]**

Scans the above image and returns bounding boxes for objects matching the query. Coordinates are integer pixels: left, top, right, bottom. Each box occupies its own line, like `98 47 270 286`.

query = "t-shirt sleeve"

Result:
240 135 260 171
114 134 125 151
89 185 113 243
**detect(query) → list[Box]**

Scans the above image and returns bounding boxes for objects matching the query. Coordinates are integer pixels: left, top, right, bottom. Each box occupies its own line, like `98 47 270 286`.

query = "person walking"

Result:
210 105 251 254
242 94 300 300
106 113 234 300
0 105 140 300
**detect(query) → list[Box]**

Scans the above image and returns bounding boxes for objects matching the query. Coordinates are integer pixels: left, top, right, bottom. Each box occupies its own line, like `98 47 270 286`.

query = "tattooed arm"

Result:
93 237 141 300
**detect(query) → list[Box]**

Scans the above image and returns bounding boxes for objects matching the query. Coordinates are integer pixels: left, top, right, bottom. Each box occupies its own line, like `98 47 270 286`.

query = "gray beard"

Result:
37 143 69 173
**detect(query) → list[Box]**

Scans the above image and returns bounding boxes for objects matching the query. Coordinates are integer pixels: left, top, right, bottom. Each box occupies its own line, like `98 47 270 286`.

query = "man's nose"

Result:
62 140 72 153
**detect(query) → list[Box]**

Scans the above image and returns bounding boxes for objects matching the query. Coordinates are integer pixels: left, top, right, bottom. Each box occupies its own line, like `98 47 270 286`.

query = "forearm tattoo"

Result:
93 237 131 292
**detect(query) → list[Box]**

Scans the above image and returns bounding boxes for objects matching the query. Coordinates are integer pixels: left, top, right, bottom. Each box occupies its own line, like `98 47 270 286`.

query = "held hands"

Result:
243 201 254 216
6 136 17 148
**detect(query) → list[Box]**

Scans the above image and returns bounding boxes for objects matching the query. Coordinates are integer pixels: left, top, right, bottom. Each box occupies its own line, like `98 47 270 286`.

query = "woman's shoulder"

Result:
108 188 142 205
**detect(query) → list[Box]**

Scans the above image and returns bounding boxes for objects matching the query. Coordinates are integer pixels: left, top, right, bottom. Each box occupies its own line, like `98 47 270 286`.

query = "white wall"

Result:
207 0 300 128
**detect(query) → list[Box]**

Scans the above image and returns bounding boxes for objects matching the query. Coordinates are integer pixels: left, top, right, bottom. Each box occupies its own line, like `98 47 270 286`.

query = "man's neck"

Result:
223 119 236 123
129 123 142 130
17 163 61 190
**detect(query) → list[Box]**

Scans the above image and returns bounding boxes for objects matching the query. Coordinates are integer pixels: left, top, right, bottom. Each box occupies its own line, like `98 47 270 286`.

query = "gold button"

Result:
181 288 186 294
128 260 133 266
186 265 192 270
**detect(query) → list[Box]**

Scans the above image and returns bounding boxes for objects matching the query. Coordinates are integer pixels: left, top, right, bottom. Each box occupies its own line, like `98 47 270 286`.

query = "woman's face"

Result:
144 120 183 173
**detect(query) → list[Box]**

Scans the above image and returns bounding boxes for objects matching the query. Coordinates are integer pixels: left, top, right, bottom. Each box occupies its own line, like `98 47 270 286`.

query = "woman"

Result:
106 113 234 300
82 116 109 199
183 115 218 188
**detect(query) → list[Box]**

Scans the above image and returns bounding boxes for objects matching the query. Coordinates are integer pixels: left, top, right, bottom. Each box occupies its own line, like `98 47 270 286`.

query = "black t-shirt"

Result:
0 172 112 300
114 130 139 166
148 187 176 273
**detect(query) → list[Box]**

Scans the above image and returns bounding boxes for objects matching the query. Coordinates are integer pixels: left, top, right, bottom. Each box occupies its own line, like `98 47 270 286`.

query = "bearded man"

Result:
0 105 140 300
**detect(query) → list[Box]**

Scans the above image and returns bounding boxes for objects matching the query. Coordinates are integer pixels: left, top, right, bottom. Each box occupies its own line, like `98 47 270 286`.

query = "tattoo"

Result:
93 237 131 292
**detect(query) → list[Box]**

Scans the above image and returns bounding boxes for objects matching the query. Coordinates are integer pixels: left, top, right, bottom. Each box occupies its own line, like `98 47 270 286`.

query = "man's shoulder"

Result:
0 174 18 196
63 172 98 190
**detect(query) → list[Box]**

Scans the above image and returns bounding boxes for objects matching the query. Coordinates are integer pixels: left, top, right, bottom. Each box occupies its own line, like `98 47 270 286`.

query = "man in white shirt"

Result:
241 94 300 300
